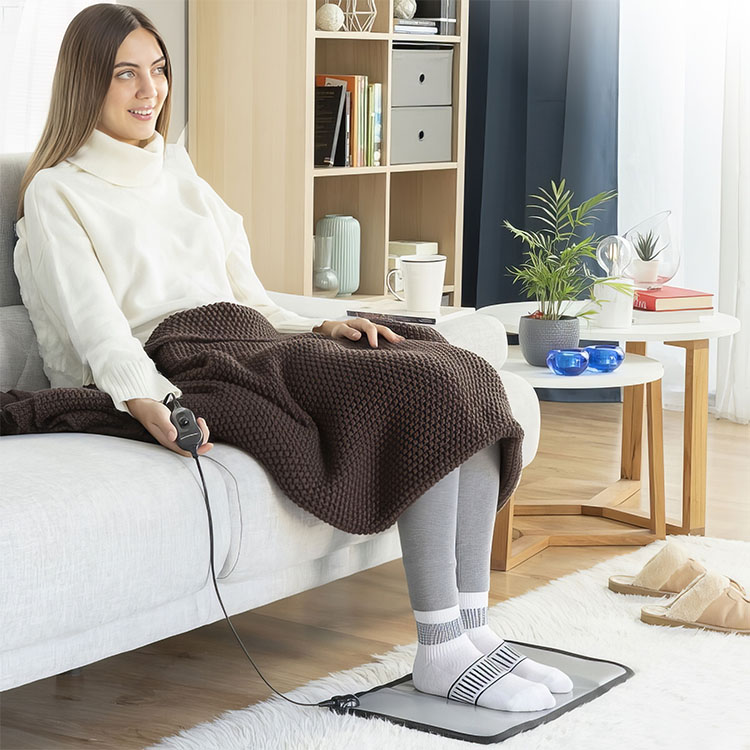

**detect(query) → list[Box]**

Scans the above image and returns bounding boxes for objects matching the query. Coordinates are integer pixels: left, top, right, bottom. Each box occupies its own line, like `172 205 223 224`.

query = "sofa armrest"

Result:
267 292 510 369
267 291 352 320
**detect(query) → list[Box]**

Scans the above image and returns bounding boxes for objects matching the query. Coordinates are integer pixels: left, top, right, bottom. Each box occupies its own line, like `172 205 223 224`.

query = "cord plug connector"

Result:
318 694 361 713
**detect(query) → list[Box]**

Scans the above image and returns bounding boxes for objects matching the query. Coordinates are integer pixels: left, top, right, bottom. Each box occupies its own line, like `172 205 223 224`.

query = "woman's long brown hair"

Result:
16 3 172 220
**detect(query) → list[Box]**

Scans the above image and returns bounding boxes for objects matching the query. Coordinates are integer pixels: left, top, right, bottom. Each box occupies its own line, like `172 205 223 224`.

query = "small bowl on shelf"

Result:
584 345 625 373
546 348 590 376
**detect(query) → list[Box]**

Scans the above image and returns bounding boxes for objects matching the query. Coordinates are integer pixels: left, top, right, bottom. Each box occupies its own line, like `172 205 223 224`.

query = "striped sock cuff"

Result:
416 618 463 645
413 605 463 645
459 591 489 629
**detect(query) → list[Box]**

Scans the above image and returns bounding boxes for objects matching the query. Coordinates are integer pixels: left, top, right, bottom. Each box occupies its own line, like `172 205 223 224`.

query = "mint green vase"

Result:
315 214 360 295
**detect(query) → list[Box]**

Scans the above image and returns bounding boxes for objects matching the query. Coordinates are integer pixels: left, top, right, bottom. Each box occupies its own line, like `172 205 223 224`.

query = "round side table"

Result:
491 347 666 572
480 302 740 537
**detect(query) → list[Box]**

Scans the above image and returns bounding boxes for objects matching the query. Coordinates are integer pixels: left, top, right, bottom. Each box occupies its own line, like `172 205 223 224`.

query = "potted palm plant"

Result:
504 180 622 366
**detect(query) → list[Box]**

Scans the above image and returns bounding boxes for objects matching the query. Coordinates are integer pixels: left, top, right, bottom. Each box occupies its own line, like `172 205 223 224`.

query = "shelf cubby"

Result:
313 172 388 296
389 168 459 290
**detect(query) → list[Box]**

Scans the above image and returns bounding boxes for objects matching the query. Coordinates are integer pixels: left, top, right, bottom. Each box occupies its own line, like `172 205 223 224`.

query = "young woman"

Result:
14 4 571 711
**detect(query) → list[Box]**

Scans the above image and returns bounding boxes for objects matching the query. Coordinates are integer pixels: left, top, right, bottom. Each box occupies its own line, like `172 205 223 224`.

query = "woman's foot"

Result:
412 633 556 712
459 593 574 694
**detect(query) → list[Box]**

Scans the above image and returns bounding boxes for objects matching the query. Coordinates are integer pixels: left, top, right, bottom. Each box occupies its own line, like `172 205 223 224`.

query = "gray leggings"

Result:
396 443 500 611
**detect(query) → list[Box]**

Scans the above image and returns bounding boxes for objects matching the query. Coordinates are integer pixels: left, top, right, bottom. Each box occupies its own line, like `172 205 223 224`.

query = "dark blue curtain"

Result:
463 0 620 402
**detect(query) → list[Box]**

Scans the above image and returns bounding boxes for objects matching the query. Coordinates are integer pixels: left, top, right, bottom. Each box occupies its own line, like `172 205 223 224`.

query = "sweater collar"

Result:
67 129 165 187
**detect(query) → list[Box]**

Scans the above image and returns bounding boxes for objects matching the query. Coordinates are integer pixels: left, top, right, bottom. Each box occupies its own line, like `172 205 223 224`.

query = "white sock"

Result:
459 592 574 694
411 605 555 712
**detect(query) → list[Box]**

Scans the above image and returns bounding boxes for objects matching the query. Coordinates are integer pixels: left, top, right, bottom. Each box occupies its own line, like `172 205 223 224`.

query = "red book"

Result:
633 286 714 312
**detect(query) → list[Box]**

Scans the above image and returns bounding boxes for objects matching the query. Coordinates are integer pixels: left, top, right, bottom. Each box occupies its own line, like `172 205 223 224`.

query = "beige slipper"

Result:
608 541 709 597
641 571 750 635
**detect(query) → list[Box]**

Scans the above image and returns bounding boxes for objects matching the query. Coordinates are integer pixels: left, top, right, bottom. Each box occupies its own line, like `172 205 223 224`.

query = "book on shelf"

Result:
314 85 346 167
346 299 473 325
632 308 713 325
633 285 713 311
394 24 438 34
334 91 351 167
368 82 382 167
413 0 457 34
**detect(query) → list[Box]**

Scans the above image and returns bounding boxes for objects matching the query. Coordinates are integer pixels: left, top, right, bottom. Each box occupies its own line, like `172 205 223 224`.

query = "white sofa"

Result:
0 152 540 692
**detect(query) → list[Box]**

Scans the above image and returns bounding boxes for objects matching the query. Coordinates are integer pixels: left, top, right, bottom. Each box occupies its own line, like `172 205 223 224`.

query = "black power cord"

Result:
164 394 359 713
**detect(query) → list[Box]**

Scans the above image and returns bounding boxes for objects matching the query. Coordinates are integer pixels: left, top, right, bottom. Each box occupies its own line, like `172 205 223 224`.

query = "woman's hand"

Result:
313 318 405 348
125 397 213 457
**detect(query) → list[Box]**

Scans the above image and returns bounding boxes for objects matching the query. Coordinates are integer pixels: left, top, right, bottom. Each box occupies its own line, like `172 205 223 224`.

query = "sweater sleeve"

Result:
21 178 182 413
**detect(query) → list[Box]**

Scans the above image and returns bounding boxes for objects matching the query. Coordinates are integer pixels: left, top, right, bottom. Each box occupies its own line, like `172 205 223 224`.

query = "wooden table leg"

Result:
621 341 647 480
646 378 666 538
491 492 515 571
491 492 549 571
665 339 709 534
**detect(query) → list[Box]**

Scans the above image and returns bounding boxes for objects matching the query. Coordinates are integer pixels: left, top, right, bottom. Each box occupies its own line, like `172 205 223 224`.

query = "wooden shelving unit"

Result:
188 0 469 304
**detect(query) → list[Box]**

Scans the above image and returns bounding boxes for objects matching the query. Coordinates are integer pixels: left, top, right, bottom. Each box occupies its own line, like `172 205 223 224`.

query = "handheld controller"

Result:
163 394 203 455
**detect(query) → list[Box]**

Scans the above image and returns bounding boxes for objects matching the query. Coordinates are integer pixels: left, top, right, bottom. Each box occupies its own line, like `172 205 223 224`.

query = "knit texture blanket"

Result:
1 302 524 534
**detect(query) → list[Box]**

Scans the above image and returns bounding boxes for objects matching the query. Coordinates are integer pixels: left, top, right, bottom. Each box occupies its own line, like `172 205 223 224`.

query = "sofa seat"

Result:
205 444 387 583
0 432 234 654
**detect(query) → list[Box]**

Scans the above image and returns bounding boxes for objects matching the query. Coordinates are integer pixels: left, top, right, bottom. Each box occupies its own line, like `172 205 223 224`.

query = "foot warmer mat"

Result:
332 641 633 744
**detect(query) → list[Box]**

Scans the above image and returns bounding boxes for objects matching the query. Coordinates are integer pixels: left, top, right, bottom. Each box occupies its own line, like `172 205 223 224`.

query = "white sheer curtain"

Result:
618 0 749 423
0 0 114 154
715 1 750 423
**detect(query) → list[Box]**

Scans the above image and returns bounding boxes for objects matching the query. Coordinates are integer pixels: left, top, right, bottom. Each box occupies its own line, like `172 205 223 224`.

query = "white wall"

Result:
131 0 187 144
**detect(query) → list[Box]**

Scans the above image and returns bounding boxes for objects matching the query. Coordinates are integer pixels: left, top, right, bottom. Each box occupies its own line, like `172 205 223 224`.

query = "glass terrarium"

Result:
623 210 680 290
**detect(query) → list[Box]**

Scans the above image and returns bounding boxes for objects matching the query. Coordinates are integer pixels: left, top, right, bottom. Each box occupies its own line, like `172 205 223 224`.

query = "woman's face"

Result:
97 27 169 147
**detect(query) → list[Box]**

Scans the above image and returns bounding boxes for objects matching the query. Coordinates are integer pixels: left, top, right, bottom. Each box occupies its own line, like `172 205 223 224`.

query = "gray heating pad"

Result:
333 640 634 744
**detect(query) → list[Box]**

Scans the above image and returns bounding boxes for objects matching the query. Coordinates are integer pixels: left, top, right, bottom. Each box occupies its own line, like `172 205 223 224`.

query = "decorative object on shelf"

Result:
316 2 345 31
394 0 417 20
591 234 635 328
546 348 590 376
388 240 439 257
312 235 340 297
338 0 377 33
623 210 679 290
386 254 447 313
504 179 618 366
315 214 360 295
584 345 625 373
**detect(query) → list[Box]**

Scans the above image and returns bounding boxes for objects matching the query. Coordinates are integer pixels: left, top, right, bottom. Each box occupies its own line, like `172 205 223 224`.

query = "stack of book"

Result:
393 18 438 34
315 75 382 168
632 286 714 324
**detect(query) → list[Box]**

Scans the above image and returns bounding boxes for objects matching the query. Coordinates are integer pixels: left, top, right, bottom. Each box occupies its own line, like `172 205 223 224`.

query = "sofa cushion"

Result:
0 153 28 308
0 433 232 654
204 443 382 583
0 304 49 392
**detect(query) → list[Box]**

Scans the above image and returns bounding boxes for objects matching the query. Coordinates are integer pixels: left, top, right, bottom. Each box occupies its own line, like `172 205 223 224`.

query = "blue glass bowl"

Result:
584 345 625 373
546 348 590 376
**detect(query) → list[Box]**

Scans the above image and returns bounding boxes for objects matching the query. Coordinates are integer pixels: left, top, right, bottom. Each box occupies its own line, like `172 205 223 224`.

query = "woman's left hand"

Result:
314 318 405 348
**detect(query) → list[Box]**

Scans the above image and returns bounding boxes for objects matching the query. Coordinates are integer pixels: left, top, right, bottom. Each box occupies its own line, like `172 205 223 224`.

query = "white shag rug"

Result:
151 536 750 750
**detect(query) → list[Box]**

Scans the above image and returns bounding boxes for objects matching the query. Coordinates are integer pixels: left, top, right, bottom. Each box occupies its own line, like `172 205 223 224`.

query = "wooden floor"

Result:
1 402 748 749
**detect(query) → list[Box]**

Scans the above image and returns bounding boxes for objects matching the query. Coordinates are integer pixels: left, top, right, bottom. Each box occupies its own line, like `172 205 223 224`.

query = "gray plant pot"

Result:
518 315 580 367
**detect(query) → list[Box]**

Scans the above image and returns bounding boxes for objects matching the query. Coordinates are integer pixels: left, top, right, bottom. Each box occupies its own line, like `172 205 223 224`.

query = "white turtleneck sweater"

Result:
14 129 326 413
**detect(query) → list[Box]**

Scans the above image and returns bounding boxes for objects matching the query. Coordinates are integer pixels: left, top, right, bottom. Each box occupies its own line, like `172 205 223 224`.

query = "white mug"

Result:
386 254 447 313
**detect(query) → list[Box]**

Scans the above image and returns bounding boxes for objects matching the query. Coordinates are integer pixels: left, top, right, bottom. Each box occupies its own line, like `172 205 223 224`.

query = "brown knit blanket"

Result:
1 302 523 534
